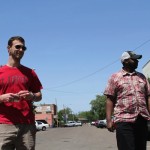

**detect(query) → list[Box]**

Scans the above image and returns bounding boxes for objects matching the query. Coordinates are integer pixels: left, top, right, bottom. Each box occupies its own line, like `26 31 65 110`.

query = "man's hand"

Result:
107 120 115 132
17 90 34 101
0 93 20 102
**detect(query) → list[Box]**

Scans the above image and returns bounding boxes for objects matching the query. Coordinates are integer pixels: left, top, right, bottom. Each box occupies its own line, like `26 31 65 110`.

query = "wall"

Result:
142 60 150 78
35 104 57 127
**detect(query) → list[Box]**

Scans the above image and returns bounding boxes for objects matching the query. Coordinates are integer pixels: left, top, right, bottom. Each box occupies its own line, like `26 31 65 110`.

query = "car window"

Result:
36 120 48 124
37 121 42 125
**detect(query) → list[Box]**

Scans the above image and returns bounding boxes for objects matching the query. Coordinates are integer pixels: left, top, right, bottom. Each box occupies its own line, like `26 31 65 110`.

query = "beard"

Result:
126 62 138 70
9 50 24 60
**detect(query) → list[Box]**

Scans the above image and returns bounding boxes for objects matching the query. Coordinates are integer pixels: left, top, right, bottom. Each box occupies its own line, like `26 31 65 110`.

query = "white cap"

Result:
121 51 142 63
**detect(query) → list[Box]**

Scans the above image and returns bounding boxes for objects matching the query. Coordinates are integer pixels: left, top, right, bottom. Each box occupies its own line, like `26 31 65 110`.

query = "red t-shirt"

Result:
0 65 43 124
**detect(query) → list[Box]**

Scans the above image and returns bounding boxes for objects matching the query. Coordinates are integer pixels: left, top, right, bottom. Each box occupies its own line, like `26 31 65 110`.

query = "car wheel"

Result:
42 126 46 131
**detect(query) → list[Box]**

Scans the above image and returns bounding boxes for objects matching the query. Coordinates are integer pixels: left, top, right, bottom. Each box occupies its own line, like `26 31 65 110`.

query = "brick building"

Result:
35 104 57 127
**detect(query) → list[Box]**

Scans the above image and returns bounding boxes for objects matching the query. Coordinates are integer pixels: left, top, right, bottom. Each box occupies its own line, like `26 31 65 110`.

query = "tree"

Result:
90 95 106 120
57 95 107 125
57 107 77 124
77 110 97 122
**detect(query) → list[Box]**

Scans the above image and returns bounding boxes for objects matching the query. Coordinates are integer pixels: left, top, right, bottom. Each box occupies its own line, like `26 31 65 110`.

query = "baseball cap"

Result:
121 51 142 63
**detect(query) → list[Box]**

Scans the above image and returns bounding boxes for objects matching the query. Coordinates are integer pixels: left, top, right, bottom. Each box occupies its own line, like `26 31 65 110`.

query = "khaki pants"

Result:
0 124 36 150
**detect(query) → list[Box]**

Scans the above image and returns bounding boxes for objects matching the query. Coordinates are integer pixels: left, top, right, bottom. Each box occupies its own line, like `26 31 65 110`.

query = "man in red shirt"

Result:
0 36 43 150
104 51 150 150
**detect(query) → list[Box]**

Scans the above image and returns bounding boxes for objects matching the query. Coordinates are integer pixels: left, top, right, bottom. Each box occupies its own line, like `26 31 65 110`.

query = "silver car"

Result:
65 121 76 127
35 120 49 131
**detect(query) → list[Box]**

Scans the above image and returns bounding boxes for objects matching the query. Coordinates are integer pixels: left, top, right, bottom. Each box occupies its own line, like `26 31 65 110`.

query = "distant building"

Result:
78 117 88 124
142 60 150 78
35 104 57 127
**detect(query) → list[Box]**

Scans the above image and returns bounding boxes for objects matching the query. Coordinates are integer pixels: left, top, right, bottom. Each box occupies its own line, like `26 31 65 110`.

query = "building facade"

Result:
35 104 57 127
142 60 150 78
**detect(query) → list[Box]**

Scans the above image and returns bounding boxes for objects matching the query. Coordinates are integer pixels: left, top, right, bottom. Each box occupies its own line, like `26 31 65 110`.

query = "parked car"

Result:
64 121 76 127
35 120 49 131
75 121 82 126
36 119 48 124
91 121 96 126
96 119 107 128
94 120 100 127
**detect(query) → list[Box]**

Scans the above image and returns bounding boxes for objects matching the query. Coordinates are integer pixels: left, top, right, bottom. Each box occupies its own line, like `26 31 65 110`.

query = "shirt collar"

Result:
121 69 137 76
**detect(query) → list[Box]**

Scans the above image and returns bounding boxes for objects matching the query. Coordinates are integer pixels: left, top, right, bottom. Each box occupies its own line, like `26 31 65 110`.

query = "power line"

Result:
44 88 99 94
48 59 119 89
133 39 150 51
47 39 150 89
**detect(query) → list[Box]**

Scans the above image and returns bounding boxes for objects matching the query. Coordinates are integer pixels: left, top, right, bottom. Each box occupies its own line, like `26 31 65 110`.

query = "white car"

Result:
65 121 76 127
35 120 49 131
91 121 96 126
75 121 82 126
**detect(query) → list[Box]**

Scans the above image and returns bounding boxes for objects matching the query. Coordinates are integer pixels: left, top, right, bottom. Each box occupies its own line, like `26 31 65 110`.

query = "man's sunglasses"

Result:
15 45 27 51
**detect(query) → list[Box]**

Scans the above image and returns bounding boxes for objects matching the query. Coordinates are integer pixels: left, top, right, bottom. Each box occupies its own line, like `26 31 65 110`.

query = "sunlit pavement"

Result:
36 124 150 150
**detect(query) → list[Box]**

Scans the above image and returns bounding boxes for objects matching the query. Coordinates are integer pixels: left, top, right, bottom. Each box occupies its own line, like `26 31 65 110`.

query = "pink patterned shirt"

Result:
104 69 150 123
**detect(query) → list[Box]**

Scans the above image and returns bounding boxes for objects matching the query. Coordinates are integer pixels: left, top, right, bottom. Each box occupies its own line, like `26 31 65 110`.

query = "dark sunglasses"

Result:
15 45 27 51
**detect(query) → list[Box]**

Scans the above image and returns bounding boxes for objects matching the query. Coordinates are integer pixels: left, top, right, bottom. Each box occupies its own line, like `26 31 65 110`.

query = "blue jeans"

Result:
116 115 148 150
0 124 36 150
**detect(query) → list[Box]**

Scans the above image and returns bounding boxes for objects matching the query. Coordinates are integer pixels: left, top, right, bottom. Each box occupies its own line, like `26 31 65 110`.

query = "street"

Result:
36 124 150 150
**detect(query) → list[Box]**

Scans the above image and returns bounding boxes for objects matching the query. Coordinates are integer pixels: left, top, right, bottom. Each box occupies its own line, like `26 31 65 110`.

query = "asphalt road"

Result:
35 124 150 150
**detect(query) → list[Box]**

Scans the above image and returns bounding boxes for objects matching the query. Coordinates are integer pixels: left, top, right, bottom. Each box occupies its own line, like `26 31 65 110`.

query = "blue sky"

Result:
1 0 150 113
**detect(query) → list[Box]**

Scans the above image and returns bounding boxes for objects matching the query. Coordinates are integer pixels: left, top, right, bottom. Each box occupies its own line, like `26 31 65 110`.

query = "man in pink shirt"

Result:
104 51 150 150
0 36 43 150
